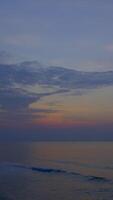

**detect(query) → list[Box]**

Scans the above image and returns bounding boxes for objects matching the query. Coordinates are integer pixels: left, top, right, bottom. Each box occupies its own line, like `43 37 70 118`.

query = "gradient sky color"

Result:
0 0 113 140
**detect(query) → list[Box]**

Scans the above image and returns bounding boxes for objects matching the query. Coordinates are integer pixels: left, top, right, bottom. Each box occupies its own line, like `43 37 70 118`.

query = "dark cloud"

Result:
0 61 113 108
0 123 113 141
0 61 113 137
0 62 113 90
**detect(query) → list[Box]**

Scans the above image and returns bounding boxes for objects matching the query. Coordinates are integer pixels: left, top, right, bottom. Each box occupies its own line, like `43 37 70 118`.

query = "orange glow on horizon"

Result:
32 112 97 128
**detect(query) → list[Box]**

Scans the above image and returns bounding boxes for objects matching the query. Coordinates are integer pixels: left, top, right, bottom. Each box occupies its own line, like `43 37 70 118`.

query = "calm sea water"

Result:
0 142 113 200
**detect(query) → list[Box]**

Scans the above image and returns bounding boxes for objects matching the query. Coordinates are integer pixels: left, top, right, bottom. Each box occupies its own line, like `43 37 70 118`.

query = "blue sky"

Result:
0 0 113 71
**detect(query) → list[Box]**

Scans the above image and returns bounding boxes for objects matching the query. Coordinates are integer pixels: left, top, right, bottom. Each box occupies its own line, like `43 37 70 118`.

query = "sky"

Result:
0 0 113 71
0 0 113 140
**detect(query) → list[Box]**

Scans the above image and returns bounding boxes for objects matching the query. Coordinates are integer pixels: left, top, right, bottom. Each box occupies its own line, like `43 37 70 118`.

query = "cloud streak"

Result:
0 61 113 135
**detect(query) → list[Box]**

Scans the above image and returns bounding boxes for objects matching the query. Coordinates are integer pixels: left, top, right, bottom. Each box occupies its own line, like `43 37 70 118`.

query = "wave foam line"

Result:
0 162 111 183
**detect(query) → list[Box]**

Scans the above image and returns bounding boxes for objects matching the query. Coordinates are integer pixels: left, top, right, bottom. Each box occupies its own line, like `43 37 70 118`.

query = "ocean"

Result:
0 142 113 200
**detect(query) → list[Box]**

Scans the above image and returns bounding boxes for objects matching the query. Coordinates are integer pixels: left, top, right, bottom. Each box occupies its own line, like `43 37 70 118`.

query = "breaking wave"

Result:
0 162 111 184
